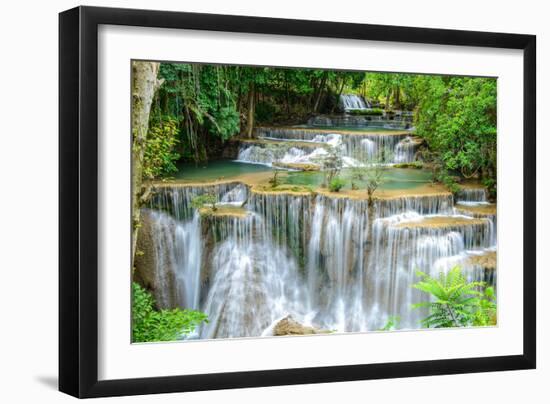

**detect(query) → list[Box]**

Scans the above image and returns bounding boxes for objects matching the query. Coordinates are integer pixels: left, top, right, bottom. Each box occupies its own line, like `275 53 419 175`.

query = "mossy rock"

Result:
272 162 320 171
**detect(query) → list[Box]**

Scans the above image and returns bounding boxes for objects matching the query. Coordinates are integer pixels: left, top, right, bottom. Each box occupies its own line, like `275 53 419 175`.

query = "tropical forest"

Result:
131 61 497 342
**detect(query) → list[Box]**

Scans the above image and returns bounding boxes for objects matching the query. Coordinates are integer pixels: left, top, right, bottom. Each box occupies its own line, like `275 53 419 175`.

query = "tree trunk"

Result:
246 82 255 138
284 75 291 118
313 73 327 113
394 86 401 110
331 78 346 113
131 61 163 269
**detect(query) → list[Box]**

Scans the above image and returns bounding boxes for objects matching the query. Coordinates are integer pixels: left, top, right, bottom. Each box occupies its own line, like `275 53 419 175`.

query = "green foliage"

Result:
255 101 277 123
143 116 180 179
206 105 240 141
156 63 242 162
472 286 497 326
148 63 497 197
364 73 417 110
329 177 346 192
412 267 496 328
132 282 208 342
483 177 497 200
414 76 497 185
190 193 218 211
347 108 384 116
393 161 424 169
438 171 461 194
378 316 400 331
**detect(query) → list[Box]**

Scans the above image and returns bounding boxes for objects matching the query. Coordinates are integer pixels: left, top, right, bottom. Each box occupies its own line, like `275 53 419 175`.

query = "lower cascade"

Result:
135 181 497 339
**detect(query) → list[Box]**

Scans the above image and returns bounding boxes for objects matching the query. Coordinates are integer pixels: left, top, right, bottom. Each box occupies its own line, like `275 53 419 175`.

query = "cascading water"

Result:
366 211 494 328
340 94 370 110
456 187 489 204
374 194 454 217
198 212 308 339
140 177 496 339
243 127 421 165
143 209 203 310
394 137 420 163
304 195 371 332
150 182 248 220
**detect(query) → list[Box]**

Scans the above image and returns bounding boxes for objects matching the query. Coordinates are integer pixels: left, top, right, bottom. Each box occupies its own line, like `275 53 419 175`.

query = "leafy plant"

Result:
412 267 496 328
132 282 208 342
191 193 218 211
329 177 346 192
142 116 180 179
438 171 461 194
378 315 400 331
472 286 497 326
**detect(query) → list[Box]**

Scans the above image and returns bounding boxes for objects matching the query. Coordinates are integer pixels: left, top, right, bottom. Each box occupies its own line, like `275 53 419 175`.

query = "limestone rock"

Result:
273 316 318 336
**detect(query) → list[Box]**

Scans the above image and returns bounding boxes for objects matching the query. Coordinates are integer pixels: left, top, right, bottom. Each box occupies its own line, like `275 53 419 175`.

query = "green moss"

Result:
347 108 384 116
393 162 423 169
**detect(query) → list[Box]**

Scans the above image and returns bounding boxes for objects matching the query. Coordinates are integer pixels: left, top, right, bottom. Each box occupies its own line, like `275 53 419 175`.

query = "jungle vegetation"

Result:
140 64 496 193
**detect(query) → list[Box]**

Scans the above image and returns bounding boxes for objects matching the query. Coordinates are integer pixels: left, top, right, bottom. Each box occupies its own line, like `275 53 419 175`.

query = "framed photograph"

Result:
59 6 536 398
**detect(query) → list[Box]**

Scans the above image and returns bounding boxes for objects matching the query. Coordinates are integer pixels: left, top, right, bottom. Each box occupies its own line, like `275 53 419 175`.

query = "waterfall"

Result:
248 192 312 255
374 194 454 217
236 143 330 167
457 187 488 204
366 212 494 328
198 212 307 339
305 195 370 331
340 94 370 110
149 182 248 219
307 114 413 130
394 137 419 163
140 180 497 339
145 209 202 310
252 127 420 164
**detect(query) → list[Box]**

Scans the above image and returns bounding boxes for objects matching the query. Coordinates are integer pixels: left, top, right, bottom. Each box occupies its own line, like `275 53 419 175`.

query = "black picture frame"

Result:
59 5 536 398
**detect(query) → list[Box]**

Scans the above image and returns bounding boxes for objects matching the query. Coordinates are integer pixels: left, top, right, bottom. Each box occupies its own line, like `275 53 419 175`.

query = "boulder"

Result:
273 315 318 336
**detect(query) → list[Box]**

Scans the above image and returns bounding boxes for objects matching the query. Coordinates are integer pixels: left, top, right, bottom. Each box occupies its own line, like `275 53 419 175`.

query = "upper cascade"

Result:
240 127 420 166
340 94 371 110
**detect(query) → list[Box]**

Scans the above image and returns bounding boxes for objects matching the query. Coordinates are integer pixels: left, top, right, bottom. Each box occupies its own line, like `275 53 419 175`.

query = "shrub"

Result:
143 116 180 179
347 108 384 116
132 282 208 342
393 162 423 169
438 171 461 194
412 267 496 328
191 193 218 211
329 177 346 192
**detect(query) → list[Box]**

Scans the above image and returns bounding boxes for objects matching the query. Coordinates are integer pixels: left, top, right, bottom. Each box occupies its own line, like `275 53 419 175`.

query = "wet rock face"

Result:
133 209 204 311
133 210 156 288
133 210 178 310
221 140 240 159
273 316 317 336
